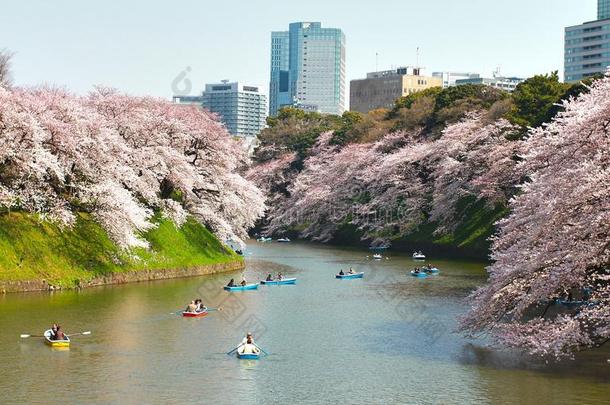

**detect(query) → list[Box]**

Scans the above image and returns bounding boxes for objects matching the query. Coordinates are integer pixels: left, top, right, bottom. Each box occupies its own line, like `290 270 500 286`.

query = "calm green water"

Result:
0 241 608 404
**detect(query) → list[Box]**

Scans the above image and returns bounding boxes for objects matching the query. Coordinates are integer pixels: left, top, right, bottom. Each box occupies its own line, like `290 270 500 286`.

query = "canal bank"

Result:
0 260 244 293
0 212 243 293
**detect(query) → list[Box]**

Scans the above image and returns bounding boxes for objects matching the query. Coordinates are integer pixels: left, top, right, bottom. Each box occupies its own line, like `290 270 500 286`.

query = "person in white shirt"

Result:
239 336 260 355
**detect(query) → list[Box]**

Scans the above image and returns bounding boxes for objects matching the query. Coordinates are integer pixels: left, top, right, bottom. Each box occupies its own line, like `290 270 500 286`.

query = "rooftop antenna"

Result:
413 47 421 76
375 52 379 72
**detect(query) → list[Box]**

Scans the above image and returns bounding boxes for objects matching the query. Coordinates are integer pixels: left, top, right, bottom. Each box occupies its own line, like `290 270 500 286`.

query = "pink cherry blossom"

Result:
0 86 265 249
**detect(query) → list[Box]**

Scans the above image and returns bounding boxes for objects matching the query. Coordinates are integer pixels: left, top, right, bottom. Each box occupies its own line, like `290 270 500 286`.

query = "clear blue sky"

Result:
0 0 595 98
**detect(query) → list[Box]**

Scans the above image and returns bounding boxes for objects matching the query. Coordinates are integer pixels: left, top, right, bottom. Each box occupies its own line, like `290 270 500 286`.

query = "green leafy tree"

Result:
507 72 571 128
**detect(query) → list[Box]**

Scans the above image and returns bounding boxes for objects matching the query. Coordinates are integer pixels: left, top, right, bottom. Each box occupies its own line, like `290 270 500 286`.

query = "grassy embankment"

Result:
0 212 240 288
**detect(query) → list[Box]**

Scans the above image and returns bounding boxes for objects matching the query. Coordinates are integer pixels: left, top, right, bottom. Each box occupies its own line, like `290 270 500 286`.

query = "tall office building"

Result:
173 81 267 138
269 22 346 116
564 1 610 82
350 67 442 113
599 0 610 19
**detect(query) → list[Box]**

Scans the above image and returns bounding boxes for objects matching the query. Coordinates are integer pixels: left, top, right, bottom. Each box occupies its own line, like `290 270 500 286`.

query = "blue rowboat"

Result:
410 270 428 278
237 352 260 360
336 272 364 279
260 278 297 285
555 299 586 307
224 283 259 291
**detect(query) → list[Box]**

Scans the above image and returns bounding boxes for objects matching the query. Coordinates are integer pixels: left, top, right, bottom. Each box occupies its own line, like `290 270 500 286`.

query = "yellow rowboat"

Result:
44 329 70 348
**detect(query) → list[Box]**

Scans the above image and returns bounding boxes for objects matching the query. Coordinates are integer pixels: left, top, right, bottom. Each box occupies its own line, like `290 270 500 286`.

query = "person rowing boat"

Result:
185 300 197 313
51 325 67 341
239 336 260 355
237 332 260 355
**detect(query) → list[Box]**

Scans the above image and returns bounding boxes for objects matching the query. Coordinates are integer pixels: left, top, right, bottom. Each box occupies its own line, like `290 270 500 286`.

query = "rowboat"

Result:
237 351 260 360
555 299 586 307
257 237 272 242
410 270 428 278
182 308 208 317
336 272 364 279
224 283 259 291
260 278 297 285
413 252 426 260
277 238 291 243
373 254 383 260
44 329 70 348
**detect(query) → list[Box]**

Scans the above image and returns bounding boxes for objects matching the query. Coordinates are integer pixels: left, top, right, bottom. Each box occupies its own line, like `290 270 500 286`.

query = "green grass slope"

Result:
0 212 240 287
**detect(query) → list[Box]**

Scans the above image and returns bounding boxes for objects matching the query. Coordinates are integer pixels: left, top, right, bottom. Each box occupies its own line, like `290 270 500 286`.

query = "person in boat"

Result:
339 269 345 275
266 274 273 281
186 300 197 313
240 277 247 286
227 279 235 287
51 323 58 338
277 272 283 280
239 336 260 355
241 332 254 345
194 299 205 312
413 267 420 274
348 267 355 274
53 325 67 341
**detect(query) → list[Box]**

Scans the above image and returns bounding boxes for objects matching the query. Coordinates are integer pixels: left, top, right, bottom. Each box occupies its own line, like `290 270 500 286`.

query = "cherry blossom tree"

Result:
250 115 520 246
0 86 264 249
460 74 610 358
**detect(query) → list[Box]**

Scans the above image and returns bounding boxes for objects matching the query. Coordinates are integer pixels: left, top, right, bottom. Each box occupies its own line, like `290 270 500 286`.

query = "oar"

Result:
254 344 269 356
20 334 44 338
20 331 91 338
67 331 91 337
226 344 243 355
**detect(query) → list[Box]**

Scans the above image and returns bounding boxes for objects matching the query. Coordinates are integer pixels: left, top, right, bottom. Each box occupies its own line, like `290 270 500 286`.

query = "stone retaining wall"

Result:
0 260 245 293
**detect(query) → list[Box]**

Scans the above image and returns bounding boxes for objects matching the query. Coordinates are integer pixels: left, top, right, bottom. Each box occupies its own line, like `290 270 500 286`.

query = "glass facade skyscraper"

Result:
269 22 346 116
599 0 610 20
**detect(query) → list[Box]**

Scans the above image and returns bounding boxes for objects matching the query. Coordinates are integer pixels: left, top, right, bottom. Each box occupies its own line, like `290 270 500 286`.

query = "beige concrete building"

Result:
350 67 442 113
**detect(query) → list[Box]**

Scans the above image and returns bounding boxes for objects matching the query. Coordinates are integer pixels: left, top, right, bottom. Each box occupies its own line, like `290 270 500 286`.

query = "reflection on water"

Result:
0 240 608 404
